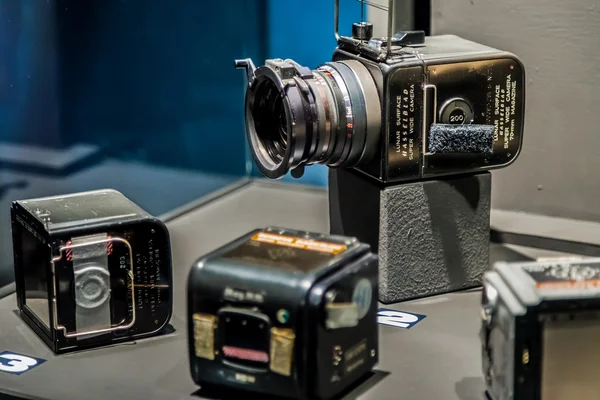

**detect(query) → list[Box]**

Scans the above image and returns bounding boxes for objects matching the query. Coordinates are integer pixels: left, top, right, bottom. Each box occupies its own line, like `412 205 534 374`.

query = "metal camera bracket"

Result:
50 235 136 338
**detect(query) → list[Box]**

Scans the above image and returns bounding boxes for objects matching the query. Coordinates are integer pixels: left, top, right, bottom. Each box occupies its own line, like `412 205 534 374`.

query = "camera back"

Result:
187 227 378 400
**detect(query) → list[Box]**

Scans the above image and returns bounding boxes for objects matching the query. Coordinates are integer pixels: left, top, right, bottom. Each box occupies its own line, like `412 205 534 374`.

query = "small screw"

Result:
371 350 376 357
333 346 343 366
242 320 247 326
155 320 159 324
522 349 530 365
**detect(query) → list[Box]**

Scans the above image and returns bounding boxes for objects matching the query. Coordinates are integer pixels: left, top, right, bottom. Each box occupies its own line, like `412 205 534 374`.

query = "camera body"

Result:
236 32 525 184
333 34 525 183
187 227 378 400
11 189 173 353
482 258 600 400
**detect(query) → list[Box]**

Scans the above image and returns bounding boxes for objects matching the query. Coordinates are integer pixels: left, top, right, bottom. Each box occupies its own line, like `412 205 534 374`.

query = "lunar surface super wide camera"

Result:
236 0 525 184
11 189 173 353
187 227 378 399
481 258 600 400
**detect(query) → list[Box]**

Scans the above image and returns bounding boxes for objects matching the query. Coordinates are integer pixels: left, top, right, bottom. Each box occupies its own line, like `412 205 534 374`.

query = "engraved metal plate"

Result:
269 327 295 376
344 339 368 375
193 313 216 360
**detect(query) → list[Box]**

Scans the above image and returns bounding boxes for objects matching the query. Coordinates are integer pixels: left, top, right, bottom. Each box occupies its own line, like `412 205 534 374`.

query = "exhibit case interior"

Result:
3 1 600 400
0 0 268 288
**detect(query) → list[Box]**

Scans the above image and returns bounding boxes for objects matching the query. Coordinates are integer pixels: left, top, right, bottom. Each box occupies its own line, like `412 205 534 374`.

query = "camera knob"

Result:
439 98 475 125
352 22 373 41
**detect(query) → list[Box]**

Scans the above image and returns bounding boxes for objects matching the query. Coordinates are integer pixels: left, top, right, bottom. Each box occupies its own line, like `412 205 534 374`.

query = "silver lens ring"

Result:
338 60 381 164
319 65 354 167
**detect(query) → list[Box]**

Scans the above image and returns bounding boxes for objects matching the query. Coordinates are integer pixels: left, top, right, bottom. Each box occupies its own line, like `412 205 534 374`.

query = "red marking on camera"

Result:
222 346 269 363
106 237 113 256
65 241 73 262
64 237 113 261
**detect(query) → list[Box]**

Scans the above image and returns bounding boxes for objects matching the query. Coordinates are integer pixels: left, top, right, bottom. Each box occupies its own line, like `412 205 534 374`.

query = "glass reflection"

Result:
0 0 266 286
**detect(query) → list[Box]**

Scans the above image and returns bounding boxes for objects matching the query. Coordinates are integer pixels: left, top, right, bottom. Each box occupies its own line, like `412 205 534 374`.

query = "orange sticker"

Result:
536 280 600 290
251 232 346 255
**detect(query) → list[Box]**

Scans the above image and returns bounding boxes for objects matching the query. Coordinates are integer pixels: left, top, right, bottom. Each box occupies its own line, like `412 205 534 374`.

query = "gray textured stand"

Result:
0 180 573 400
329 170 491 303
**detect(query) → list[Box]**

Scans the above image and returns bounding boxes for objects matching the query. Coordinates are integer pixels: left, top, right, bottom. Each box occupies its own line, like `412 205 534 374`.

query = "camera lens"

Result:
251 80 290 164
244 59 381 179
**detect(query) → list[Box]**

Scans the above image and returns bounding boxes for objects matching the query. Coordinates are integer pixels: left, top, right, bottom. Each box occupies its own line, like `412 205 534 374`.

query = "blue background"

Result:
0 0 363 186
0 0 363 285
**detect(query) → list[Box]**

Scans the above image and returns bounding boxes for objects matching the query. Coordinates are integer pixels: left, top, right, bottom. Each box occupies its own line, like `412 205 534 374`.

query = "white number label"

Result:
0 353 38 374
377 309 425 329
450 115 465 123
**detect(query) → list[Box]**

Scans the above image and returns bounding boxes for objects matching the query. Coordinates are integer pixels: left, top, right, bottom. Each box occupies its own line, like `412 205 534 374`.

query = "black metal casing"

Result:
482 259 600 400
11 189 173 353
187 227 378 400
332 34 526 184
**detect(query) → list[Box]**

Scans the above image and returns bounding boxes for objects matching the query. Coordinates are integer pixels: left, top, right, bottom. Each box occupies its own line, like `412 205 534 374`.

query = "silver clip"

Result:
51 235 136 338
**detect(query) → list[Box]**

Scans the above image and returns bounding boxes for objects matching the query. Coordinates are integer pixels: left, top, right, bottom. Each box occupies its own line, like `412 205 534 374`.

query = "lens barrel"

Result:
244 59 381 179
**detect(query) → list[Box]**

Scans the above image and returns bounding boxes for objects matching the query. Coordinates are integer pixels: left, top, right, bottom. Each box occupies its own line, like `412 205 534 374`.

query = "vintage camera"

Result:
187 227 378 399
11 189 173 353
235 0 525 183
481 258 600 400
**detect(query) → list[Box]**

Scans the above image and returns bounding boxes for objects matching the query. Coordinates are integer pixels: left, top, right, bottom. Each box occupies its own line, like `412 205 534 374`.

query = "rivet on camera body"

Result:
11 189 173 354
482 258 600 400
187 227 379 400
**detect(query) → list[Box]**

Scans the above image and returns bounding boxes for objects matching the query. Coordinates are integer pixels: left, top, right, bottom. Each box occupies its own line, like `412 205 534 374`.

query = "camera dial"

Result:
439 98 474 125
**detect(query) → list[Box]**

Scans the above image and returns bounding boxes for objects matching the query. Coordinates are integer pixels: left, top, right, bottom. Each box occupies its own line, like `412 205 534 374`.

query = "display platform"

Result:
0 180 579 400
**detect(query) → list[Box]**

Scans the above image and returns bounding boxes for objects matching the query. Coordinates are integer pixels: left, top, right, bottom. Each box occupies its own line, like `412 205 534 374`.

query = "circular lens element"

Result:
244 59 381 179
248 79 290 169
